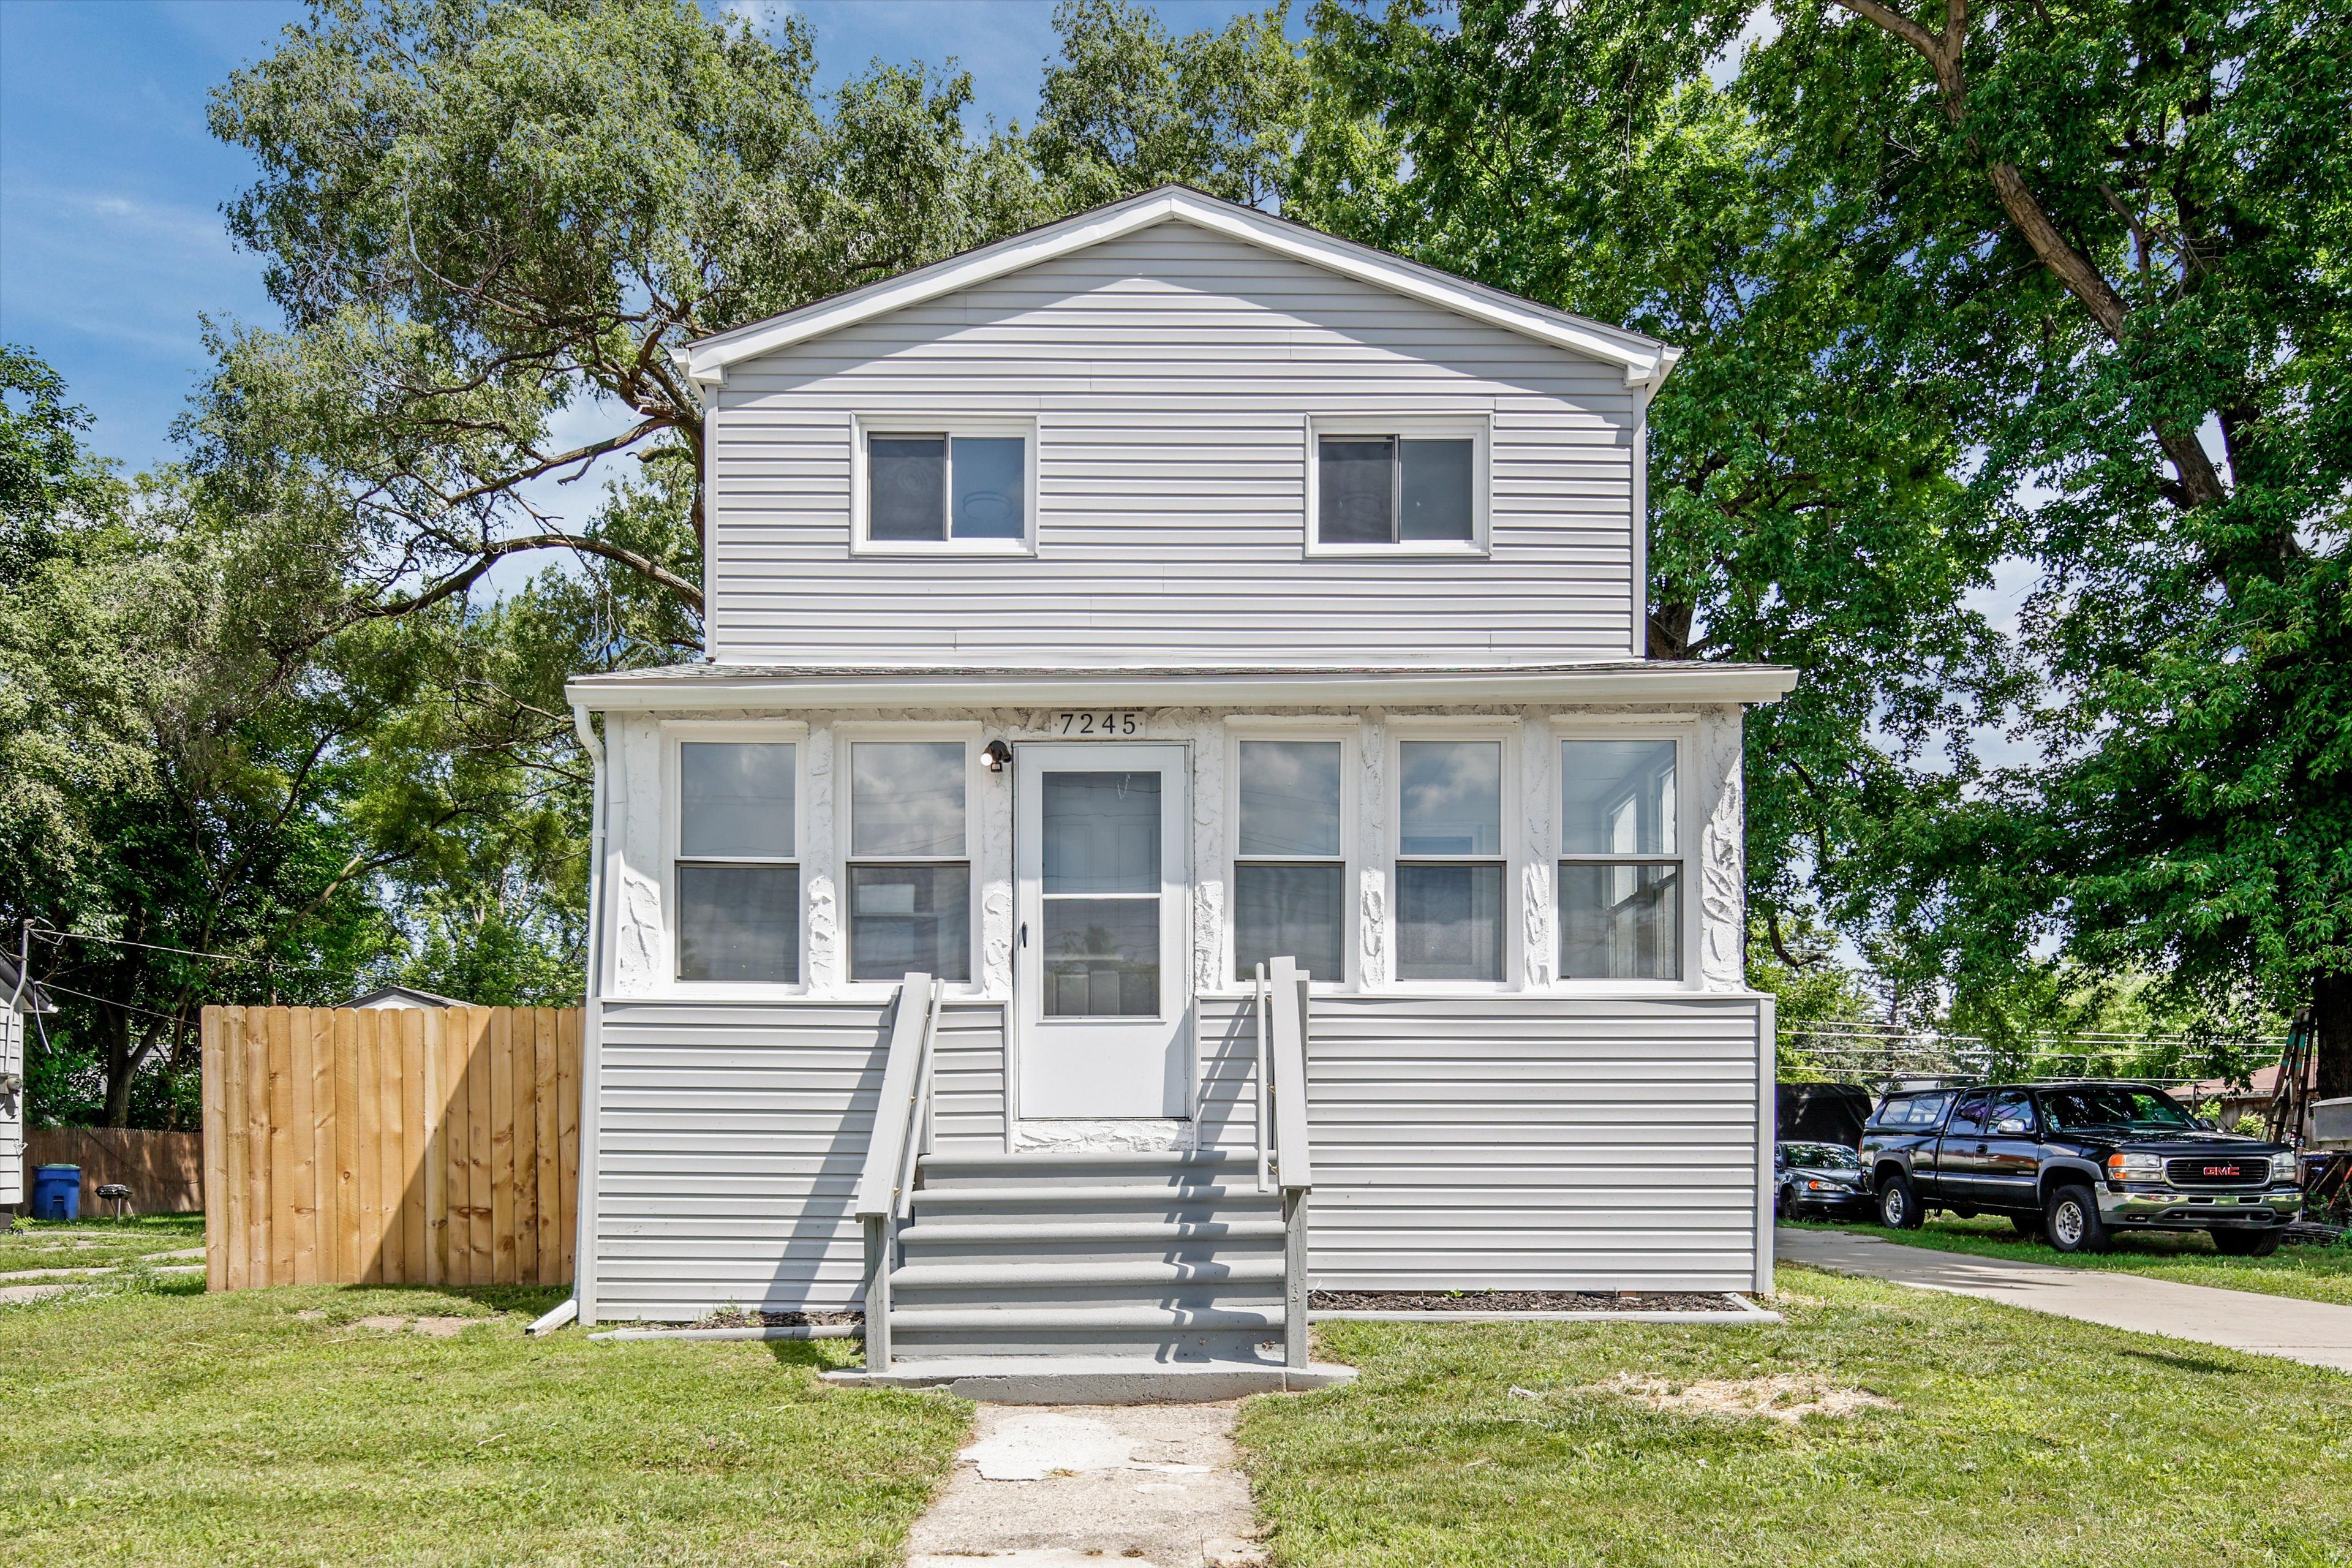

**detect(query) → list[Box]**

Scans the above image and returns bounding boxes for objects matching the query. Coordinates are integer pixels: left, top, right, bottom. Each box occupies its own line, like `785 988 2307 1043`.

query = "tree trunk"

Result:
2315 970 2352 1104
100 1007 138 1128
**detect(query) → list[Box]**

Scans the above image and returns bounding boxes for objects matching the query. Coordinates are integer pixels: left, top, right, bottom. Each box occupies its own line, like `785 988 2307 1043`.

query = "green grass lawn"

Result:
0 1213 208 1273
1785 1213 2352 1307
1237 1265 2352 1568
0 1271 969 1567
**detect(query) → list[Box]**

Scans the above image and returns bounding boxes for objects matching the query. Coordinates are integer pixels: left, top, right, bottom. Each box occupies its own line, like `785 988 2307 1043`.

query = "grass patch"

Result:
1787 1213 2352 1307
0 1213 207 1274
1237 1265 2352 1567
0 1275 968 1567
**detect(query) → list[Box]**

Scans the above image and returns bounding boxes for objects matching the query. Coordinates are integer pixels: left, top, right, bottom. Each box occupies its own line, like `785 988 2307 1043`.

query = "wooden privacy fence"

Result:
25 1128 205 1214
201 1006 582 1291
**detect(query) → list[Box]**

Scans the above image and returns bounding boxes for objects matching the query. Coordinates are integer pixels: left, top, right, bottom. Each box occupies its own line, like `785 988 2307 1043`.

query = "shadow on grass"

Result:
2117 1347 2248 1375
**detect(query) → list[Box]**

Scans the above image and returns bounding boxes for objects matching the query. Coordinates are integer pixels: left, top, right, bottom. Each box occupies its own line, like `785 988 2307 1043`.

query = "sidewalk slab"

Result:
1778 1226 2352 1374
905 1403 1266 1568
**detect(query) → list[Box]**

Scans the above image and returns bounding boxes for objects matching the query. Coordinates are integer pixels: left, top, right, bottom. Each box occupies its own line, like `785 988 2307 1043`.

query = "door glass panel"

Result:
1042 772 1161 894
1042 898 1160 1017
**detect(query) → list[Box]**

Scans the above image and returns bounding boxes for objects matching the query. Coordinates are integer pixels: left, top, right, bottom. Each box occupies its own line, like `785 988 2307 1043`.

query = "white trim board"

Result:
568 665 1801 712
677 186 1683 388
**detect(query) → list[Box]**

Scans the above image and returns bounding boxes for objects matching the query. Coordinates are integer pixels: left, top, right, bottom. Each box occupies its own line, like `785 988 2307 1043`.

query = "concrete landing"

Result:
1779 1224 2352 1374
826 1355 1356 1404
904 1403 1267 1567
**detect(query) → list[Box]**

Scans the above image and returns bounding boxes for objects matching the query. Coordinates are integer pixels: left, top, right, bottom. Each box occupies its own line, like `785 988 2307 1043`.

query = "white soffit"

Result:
677 186 1681 388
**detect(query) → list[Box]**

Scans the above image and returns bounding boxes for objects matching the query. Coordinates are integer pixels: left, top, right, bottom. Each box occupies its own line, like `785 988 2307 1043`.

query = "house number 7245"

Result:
1054 710 1142 736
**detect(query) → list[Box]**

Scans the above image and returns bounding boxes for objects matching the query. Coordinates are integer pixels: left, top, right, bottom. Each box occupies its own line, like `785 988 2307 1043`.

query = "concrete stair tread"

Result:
888 1303 1284 1331
899 1218 1288 1245
914 1183 1271 1208
824 1357 1357 1401
891 1257 1286 1290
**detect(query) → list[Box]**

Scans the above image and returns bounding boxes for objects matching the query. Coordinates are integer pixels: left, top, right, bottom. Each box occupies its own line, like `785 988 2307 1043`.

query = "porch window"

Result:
866 432 1028 545
1233 739 1346 983
676 742 799 983
1558 739 1681 980
1395 739 1504 981
847 740 972 982
1316 435 1475 546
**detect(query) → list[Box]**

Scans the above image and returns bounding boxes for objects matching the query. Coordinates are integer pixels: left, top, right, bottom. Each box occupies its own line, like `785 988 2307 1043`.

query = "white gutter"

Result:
564 664 1800 714
568 703 611 1328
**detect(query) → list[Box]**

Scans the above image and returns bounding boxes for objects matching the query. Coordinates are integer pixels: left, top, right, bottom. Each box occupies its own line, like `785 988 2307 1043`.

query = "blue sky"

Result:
0 0 1275 477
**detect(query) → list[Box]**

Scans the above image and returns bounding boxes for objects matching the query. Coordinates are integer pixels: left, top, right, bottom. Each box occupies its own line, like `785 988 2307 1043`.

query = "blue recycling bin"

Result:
31 1164 80 1221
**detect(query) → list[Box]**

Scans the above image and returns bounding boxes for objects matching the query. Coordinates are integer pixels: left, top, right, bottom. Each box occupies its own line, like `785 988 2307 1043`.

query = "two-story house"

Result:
562 186 1794 1389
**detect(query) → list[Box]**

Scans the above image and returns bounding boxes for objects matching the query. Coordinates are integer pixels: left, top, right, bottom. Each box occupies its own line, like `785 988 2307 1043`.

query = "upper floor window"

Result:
860 425 1031 552
1310 421 1487 554
1232 739 1348 984
1558 739 1681 981
846 739 973 982
1395 738 1506 981
676 741 799 984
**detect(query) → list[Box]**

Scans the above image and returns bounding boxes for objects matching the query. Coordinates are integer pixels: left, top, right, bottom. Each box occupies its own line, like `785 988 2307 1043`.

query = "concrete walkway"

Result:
1778 1226 2352 1374
905 1403 1267 1567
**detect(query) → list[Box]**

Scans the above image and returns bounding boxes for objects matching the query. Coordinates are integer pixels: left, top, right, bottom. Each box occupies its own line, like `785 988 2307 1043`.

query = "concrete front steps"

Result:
823 1148 1355 1400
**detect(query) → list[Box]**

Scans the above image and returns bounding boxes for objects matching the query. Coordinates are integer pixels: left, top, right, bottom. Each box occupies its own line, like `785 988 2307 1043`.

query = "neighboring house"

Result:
561 187 1795 1377
342 984 470 1010
1 951 55 1209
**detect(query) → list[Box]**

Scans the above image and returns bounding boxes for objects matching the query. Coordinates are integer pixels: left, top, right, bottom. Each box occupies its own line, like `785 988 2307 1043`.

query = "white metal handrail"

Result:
854 972 943 1372
1254 963 1273 1194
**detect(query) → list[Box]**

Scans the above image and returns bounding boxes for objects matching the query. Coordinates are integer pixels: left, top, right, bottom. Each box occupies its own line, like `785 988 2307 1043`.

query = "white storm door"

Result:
1015 743 1192 1119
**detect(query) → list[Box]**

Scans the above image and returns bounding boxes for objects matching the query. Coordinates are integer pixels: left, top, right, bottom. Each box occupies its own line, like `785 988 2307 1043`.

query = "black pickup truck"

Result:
1860 1080 2302 1256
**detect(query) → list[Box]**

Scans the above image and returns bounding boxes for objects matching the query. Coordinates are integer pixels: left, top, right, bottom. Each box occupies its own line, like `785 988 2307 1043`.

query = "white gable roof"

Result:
677 185 1682 388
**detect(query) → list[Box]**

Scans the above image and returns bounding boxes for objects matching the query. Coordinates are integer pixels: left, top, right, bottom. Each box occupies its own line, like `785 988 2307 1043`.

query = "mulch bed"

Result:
692 1308 865 1329
1310 1289 1742 1313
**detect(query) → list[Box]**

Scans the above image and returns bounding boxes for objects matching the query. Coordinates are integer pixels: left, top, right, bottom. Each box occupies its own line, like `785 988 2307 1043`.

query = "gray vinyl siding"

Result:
1202 993 1766 1292
586 990 1763 1316
707 222 1640 666
590 998 1004 1319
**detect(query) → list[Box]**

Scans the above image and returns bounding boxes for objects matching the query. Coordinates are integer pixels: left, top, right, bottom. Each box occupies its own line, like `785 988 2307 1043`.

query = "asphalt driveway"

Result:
1777 1225 2352 1374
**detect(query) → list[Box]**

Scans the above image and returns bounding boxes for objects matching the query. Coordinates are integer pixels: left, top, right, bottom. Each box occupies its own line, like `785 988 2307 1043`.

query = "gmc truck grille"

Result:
2166 1157 2266 1188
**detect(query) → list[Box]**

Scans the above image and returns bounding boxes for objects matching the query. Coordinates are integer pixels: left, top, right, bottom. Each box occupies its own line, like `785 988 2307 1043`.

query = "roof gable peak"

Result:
677 184 1679 389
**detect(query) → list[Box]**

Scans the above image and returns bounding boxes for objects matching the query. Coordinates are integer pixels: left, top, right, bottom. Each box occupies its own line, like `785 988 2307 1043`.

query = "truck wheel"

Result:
1775 1184 1790 1221
2212 1229 2282 1258
1877 1173 1924 1230
2045 1185 2108 1254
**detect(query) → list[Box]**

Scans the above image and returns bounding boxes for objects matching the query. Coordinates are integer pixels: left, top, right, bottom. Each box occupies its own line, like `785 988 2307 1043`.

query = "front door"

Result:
1014 743 1192 1119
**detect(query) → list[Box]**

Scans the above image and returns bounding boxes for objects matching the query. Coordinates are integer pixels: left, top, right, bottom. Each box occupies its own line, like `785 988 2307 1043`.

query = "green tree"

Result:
197 0 1051 633
1033 0 1310 209
1713 0 2352 1085
1299 0 2023 970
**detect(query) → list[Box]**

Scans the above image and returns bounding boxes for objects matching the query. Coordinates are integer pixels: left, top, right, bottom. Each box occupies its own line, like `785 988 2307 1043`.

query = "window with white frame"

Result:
1316 434 1476 546
1395 739 1506 982
1232 739 1347 984
676 742 799 984
846 740 972 982
864 429 1028 546
1558 739 1681 981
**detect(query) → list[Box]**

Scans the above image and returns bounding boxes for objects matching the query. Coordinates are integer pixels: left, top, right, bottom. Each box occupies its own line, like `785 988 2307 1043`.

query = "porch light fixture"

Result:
982 739 1012 772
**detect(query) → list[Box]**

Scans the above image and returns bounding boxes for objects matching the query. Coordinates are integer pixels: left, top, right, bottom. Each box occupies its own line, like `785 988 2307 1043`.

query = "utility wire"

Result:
31 925 264 965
